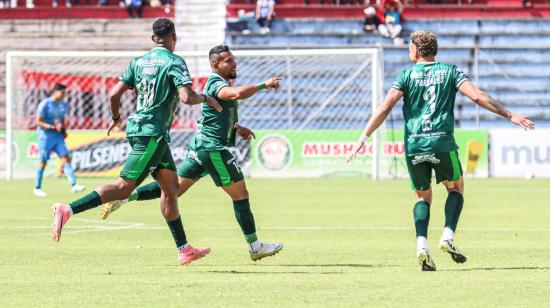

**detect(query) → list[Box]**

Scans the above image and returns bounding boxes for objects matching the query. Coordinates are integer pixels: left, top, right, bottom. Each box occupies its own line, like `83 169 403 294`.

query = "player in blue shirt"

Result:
34 83 85 197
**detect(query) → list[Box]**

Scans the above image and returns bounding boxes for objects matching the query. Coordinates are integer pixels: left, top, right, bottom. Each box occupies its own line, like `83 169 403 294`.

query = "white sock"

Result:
442 227 455 241
416 236 428 251
122 198 129 204
178 243 189 250
68 206 73 216
249 240 262 252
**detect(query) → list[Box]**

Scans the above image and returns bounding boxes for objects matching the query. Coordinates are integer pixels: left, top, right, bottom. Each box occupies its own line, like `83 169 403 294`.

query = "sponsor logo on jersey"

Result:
257 135 292 171
142 67 158 75
411 154 440 165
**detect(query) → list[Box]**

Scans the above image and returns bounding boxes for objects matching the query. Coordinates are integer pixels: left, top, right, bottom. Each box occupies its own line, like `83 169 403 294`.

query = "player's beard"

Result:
229 71 237 79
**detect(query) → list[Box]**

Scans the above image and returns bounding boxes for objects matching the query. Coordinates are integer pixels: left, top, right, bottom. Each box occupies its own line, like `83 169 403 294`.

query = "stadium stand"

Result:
0 18 162 128
1 0 549 129
0 0 172 19
226 2 550 128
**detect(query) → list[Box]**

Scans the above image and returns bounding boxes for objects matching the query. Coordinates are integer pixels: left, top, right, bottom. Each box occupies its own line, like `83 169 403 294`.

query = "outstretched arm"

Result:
347 88 403 162
178 85 222 112
217 77 281 101
458 80 534 129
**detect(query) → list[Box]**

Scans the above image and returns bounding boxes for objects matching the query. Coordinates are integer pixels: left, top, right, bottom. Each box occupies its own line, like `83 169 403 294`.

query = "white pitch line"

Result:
49 226 550 233
60 224 146 235
0 225 133 229
0 216 139 226
2 217 550 235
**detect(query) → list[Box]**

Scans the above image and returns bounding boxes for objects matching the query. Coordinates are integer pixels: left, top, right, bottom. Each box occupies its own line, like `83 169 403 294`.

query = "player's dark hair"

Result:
410 31 438 57
152 18 175 39
209 45 230 61
51 83 67 93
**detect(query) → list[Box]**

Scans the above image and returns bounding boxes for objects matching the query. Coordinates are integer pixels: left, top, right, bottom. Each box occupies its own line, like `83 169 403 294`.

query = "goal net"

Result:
4 49 394 180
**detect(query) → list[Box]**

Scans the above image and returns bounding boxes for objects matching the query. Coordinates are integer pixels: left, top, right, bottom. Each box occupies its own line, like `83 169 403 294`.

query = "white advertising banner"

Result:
490 129 550 178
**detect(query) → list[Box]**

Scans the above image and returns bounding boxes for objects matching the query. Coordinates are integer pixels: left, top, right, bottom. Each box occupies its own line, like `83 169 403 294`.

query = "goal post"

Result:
4 48 384 180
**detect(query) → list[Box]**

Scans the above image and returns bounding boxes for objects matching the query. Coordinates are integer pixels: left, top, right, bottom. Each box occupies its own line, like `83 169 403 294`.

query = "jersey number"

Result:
136 77 156 110
421 85 437 132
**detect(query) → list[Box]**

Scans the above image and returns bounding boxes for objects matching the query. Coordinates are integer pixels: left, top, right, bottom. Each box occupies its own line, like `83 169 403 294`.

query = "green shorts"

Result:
405 150 463 191
177 149 244 187
120 136 176 186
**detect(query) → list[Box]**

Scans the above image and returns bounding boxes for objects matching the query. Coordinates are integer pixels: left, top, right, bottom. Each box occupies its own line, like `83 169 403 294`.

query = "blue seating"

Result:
228 19 550 128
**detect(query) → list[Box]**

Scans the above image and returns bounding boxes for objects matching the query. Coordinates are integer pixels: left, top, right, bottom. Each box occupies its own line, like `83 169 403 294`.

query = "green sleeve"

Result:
119 59 136 88
391 69 407 93
453 65 469 89
212 80 230 99
168 57 193 89
205 75 230 99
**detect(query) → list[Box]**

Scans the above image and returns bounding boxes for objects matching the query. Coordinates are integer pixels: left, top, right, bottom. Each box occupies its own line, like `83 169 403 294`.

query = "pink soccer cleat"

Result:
177 244 211 265
51 203 72 241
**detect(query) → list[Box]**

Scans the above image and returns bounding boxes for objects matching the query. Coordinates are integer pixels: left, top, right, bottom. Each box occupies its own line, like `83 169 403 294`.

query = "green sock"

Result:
413 200 430 238
70 191 102 215
129 182 161 201
233 199 258 243
444 191 464 231
166 216 187 248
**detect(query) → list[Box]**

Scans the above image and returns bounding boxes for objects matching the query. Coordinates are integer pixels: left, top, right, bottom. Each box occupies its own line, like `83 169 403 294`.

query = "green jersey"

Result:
392 62 469 156
120 47 192 142
189 73 238 151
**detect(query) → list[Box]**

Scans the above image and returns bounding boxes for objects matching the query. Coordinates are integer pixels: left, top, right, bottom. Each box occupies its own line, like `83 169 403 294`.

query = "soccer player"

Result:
51 18 223 266
100 45 284 262
347 31 535 271
34 83 85 197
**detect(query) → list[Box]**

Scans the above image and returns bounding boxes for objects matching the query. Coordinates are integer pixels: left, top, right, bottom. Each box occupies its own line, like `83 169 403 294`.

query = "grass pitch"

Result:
0 177 549 307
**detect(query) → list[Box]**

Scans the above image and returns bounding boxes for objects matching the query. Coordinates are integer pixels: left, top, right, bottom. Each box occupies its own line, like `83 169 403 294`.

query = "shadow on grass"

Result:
441 266 549 272
204 270 343 275
263 263 396 268
188 263 394 269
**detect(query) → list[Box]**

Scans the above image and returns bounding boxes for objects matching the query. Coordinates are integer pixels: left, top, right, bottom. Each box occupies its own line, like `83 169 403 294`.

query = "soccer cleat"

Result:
100 199 125 220
33 188 47 197
249 242 284 261
439 239 467 264
178 245 210 265
51 203 72 241
71 184 86 194
417 248 436 271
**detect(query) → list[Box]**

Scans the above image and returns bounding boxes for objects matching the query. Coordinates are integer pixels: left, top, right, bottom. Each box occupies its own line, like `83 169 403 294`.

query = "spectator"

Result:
126 0 143 18
378 0 403 40
256 0 275 34
156 0 172 14
0 0 12 8
227 9 255 34
363 6 380 33
52 0 72 7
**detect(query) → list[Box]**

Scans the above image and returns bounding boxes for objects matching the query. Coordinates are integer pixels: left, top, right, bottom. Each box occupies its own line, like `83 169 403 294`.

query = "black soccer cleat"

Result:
439 239 467 264
417 248 437 271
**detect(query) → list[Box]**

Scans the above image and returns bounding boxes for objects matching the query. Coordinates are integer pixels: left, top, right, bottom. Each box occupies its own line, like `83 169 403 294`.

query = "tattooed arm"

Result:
458 80 534 129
